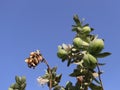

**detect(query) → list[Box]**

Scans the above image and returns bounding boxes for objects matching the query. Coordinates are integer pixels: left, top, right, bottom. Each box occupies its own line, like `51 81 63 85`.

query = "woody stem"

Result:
42 58 52 90
96 63 104 90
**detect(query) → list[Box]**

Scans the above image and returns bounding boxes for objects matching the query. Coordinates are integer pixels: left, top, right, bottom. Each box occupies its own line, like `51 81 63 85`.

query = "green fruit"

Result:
83 53 97 69
15 76 21 84
21 76 26 83
8 88 13 90
82 53 89 65
73 37 89 49
82 26 91 35
10 84 15 88
57 47 68 59
89 39 104 54
88 54 97 68
73 37 82 48
21 83 26 89
13 83 19 89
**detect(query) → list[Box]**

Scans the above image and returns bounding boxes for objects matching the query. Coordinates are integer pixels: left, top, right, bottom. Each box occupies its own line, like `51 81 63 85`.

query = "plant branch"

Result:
43 58 52 90
84 86 88 90
96 63 104 90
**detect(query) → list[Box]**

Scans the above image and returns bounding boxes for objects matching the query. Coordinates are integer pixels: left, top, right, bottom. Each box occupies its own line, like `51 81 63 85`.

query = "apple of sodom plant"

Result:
9 15 111 90
56 15 111 90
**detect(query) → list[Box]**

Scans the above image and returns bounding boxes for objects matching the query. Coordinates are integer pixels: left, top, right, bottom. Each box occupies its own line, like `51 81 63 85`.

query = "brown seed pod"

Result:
25 50 44 68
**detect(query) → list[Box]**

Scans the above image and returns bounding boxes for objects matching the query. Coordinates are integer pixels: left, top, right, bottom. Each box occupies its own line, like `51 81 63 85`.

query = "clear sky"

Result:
0 0 119 90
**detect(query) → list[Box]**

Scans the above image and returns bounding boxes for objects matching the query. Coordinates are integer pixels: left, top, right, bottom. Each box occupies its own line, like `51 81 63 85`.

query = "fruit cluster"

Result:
57 15 104 69
8 76 26 90
9 15 111 90
57 15 110 89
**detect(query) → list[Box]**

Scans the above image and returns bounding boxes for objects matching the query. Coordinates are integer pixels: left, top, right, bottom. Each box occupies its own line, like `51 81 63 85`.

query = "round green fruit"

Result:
15 76 21 84
13 83 19 89
73 37 89 49
83 53 97 69
21 76 26 83
57 48 68 59
73 37 83 48
82 26 91 35
89 39 104 54
10 84 15 89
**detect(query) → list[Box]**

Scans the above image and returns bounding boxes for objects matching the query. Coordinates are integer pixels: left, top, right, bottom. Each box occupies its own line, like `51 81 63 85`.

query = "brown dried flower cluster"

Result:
25 50 43 68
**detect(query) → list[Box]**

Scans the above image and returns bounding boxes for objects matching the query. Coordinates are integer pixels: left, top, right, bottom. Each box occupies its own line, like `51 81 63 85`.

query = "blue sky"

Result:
0 0 119 90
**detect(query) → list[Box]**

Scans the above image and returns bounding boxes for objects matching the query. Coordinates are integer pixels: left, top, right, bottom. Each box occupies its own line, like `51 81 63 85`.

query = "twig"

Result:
42 58 52 90
84 86 88 90
96 62 104 90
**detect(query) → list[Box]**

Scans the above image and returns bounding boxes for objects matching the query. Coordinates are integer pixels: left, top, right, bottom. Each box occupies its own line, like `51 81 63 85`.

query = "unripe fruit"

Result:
89 39 104 54
14 83 19 89
15 76 21 84
8 88 13 90
21 83 26 89
73 37 89 49
83 53 97 69
10 84 15 88
73 37 82 48
82 26 91 35
21 76 26 83
57 47 68 59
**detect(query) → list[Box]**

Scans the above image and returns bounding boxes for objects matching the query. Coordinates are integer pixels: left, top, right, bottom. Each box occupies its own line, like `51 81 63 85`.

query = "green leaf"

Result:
88 35 96 41
72 26 78 31
61 59 66 62
72 26 83 33
95 52 111 58
65 81 74 90
69 69 81 77
52 66 57 73
55 74 62 83
53 85 65 90
98 63 106 66
73 15 81 26
67 59 71 67
91 27 94 31
83 24 89 27
93 78 100 84
89 83 102 90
